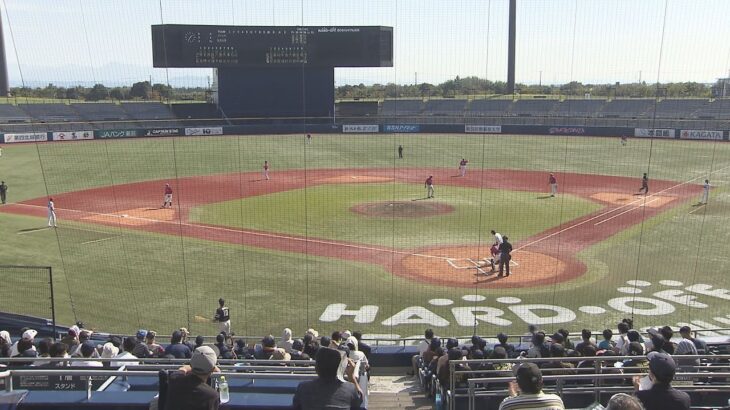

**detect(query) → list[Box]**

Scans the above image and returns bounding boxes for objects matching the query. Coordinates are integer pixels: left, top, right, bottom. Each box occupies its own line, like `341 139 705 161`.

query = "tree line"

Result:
9 81 206 101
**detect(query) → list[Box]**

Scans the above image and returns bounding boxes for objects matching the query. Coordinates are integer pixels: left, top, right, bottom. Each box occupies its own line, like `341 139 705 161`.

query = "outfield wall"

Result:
0 124 728 144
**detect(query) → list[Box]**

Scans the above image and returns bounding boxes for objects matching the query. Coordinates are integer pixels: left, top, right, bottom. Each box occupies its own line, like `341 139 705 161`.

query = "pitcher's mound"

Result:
351 201 454 218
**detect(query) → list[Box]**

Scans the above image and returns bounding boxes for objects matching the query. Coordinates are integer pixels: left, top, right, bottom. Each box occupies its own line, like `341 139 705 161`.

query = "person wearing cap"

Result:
9 329 37 357
164 346 220 410
499 362 564 410
281 328 294 353
0 330 11 358
71 341 102 367
61 325 80 350
165 330 193 359
633 351 691 410
679 326 707 354
292 347 363 409
352 331 371 359
179 328 195 351
213 298 231 335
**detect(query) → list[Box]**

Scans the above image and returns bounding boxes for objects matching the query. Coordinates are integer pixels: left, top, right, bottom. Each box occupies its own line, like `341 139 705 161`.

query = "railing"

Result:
447 355 730 410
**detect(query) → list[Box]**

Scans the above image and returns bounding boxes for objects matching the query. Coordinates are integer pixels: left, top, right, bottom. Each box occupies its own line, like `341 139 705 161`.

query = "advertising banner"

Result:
342 124 379 133
3 133 48 143
548 127 585 135
184 127 223 136
52 131 93 141
144 128 181 137
96 129 139 139
679 130 723 140
383 124 420 133
634 128 675 138
465 125 501 133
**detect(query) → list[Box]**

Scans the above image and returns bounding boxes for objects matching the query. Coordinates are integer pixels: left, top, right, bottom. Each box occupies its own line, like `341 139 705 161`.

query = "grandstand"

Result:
467 99 512 117
600 99 654 118
553 99 605 117
380 99 423 116
423 99 467 116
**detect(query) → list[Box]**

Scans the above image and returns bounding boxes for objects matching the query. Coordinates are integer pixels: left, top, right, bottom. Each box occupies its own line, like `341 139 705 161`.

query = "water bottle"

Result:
219 376 230 403
434 390 443 410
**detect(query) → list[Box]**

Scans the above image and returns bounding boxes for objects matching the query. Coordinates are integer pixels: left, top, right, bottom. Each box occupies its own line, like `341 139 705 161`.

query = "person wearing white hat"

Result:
164 346 221 410
9 329 37 357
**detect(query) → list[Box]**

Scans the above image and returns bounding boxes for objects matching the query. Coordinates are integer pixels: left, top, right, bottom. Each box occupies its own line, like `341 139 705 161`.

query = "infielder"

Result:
47 197 57 228
214 298 231 335
459 159 469 177
263 161 270 180
425 175 434 198
639 173 649 195
699 179 710 204
162 183 173 208
549 173 558 197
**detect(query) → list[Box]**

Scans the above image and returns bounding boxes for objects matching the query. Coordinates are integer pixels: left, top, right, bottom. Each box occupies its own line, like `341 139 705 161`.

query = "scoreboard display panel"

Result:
152 25 393 68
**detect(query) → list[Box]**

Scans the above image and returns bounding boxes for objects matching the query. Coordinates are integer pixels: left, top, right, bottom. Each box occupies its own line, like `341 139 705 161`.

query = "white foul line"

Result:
688 204 706 215
80 236 119 245
593 197 661 226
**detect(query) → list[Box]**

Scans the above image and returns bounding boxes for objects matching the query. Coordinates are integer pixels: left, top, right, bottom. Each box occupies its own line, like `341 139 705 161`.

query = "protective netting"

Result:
0 265 54 324
0 0 728 342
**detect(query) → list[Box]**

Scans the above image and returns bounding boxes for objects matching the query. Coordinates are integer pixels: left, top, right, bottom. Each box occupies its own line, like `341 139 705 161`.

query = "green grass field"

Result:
1 134 729 339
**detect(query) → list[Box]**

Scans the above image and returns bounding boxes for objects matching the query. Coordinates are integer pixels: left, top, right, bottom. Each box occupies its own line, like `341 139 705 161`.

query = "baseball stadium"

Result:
0 1 729 409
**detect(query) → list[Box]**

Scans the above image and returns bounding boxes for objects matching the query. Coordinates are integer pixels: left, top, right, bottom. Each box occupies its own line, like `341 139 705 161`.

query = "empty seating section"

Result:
121 103 176 120
381 99 422 115
601 99 653 117
653 99 709 118
19 104 81 122
467 99 511 116
71 103 130 121
337 101 379 117
511 99 558 116
553 100 605 117
424 99 466 116
694 98 730 119
0 105 32 122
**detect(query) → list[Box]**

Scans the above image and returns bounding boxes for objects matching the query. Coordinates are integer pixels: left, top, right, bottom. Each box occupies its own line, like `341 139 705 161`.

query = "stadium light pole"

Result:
0 7 9 97
506 0 517 95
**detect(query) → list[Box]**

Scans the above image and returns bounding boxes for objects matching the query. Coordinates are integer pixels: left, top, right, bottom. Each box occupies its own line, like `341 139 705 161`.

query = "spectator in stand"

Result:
133 330 152 359
597 350 625 386
495 333 517 358
10 339 38 367
622 342 649 374
145 331 163 355
549 331 565 347
577 345 598 370
352 331 371 359
112 337 139 367
292 347 363 409
646 329 669 354
319 336 332 352
61 326 80 352
575 329 596 356
164 346 220 410
436 339 459 383
194 335 205 349
499 362 565 410
290 339 311 361
179 328 195 351
10 329 37 357
627 330 645 354
660 326 676 354
0 330 11 357
558 329 574 350
165 330 193 359
422 337 441 369
101 342 120 367
255 335 290 361
330 331 343 348
598 329 615 351
606 393 643 410
71 341 103 367
438 348 469 389
674 339 699 372
615 322 630 354
410 328 434 376
33 338 53 366
633 352 691 410
303 334 319 358
527 332 550 358
540 344 576 376
281 328 295 353
345 336 369 380
47 342 69 367
679 326 707 354
234 339 251 359
215 333 233 359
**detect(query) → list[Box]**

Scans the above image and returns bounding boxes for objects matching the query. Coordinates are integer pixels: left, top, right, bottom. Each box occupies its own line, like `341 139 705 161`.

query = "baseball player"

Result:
0 181 7 204
491 230 503 246
475 243 501 273
306 134 312 144
263 161 270 180
398 145 403 159
214 298 231 335
459 159 469 177
548 173 558 197
620 136 628 146
498 236 513 277
0 147 3 157
639 173 649 195
425 175 434 198
47 198 57 228
699 179 710 204
162 183 173 208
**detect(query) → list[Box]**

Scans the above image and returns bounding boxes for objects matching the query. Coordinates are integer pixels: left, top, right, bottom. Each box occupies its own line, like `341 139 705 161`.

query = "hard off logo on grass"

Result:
319 280 730 328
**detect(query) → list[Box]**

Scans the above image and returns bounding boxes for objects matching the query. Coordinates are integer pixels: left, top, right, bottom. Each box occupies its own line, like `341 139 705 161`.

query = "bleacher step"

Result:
368 375 432 409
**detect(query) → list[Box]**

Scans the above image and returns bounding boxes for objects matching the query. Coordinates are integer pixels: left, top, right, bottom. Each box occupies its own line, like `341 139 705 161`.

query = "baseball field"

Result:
0 133 729 340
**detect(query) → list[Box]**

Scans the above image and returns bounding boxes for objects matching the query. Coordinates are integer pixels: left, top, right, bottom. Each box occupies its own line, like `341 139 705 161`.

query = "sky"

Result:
1 0 729 87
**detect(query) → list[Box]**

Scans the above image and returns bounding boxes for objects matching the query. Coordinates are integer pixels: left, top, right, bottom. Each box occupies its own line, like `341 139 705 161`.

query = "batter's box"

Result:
446 257 519 271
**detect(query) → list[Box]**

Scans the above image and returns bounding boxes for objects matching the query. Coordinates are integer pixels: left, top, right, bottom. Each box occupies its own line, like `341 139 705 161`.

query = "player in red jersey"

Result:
162 183 173 208
548 173 557 197
459 158 469 177
425 175 434 198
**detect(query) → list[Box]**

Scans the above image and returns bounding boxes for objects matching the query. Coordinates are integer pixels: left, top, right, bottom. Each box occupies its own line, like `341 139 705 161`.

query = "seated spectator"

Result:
435 339 459 383
101 342 119 366
438 348 469 389
112 337 138 367
10 339 37 367
345 337 368 379
281 328 294 353
133 329 152 358
145 331 163 356
71 341 102 367
165 330 192 359
352 331 371 359
47 342 69 367
498 362 564 410
558 328 574 350
234 338 252 359
33 338 53 366
303 333 319 358
330 331 342 348
598 329 615 351
422 337 441 368
194 335 205 349
290 339 311 361
577 345 598 369
627 330 645 353
164 346 220 410
540 344 576 376
633 352 690 410
674 339 699 371
646 329 669 354
526 332 550 358
679 326 707 354
606 393 643 410
660 326 676 354
575 329 596 356
616 322 630 354
179 328 194 351
10 329 37 357
215 333 233 359
622 342 649 374
61 326 80 352
0 330 10 358
597 350 625 386
549 332 565 346
319 336 332 352
410 328 434 376
255 335 290 361
495 332 517 358
292 347 363 409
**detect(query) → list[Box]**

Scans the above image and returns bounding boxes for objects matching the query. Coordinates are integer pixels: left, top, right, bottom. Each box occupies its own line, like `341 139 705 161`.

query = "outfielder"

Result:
699 179 710 204
425 175 434 198
162 183 173 208
263 161 270 180
459 159 469 177
47 197 57 228
549 173 558 197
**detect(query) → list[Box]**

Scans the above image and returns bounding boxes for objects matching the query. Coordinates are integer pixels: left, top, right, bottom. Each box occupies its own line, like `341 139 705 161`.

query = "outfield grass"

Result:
1 134 729 338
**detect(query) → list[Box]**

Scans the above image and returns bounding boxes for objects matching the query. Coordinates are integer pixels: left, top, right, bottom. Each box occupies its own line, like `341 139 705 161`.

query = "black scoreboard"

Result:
152 24 392 68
